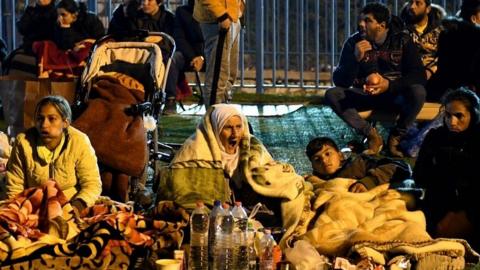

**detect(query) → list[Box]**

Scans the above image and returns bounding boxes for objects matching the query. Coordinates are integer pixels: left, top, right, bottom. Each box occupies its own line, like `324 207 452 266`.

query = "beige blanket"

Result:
286 178 479 266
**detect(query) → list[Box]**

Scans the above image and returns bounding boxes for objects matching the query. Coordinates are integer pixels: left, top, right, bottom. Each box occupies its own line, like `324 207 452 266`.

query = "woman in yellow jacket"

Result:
6 95 101 212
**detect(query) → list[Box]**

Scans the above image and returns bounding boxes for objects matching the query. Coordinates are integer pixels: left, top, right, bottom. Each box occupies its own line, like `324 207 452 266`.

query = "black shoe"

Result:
162 98 177 115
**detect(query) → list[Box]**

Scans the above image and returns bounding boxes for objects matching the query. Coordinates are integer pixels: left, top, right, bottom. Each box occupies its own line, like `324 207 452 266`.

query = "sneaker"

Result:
162 98 177 115
363 127 383 155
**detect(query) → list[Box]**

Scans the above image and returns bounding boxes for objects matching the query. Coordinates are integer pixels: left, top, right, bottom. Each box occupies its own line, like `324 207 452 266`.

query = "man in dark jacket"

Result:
400 0 446 101
400 1 445 81
161 0 205 114
325 3 426 158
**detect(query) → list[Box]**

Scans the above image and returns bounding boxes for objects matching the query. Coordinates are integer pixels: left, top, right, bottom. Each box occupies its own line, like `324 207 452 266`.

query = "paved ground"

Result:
159 104 392 175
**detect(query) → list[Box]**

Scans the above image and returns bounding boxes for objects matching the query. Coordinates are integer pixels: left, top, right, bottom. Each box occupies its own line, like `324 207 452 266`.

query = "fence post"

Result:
255 0 264 94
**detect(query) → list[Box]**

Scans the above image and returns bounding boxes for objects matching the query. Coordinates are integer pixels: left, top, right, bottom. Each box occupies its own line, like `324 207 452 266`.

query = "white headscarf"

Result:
210 104 249 176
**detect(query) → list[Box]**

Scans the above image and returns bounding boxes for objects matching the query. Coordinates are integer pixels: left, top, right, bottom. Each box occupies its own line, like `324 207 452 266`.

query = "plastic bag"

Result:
284 240 330 270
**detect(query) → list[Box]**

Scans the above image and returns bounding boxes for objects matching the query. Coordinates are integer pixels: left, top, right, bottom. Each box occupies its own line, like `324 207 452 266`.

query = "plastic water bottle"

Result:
189 201 209 270
213 203 234 270
247 221 257 270
259 229 275 270
232 201 249 270
208 200 223 263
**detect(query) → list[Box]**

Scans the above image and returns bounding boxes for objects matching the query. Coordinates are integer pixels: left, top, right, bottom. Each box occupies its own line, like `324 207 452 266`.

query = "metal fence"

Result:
1 0 461 93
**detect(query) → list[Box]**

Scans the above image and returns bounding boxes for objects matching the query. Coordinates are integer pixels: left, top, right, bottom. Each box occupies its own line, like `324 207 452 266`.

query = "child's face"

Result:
310 145 343 176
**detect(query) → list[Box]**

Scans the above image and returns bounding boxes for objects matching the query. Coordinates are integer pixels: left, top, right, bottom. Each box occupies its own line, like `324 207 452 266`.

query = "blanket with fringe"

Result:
286 178 480 268
0 180 188 269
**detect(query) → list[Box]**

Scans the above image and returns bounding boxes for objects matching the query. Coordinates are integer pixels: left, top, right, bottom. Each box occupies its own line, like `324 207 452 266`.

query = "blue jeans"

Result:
325 84 426 136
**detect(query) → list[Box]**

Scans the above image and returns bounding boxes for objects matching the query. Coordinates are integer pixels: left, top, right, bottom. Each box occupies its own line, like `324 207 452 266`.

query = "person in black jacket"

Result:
30 0 104 78
325 3 427 158
107 0 140 37
413 87 480 250
17 0 57 54
305 137 412 193
159 0 205 114
427 0 480 100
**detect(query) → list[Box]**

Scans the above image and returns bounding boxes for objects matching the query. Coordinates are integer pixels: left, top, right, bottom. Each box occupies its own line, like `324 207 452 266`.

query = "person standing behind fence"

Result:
325 3 426 158
194 0 245 106
17 0 57 54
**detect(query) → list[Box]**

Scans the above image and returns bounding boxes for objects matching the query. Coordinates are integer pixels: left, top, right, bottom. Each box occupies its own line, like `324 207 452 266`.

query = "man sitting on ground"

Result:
325 2 426 157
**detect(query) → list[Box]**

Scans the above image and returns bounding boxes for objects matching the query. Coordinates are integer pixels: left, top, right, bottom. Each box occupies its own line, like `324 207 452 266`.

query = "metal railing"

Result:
1 0 461 93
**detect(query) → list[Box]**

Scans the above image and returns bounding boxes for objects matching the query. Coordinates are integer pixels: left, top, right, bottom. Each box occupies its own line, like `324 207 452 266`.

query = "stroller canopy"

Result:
81 41 165 91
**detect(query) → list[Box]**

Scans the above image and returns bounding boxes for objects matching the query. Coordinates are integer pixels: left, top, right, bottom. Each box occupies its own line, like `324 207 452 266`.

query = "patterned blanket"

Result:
0 181 188 269
287 178 480 268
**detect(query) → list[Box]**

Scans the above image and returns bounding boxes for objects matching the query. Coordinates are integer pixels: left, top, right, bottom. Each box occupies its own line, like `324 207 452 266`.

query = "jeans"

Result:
325 84 426 136
200 21 241 106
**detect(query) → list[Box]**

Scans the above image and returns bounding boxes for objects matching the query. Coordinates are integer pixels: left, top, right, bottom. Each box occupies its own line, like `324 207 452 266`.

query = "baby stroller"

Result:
72 30 176 202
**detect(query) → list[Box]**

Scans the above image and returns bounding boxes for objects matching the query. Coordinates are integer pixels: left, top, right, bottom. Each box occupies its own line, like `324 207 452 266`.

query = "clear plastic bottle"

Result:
213 203 234 270
259 229 275 270
189 201 209 270
232 201 249 270
247 221 257 270
208 200 223 263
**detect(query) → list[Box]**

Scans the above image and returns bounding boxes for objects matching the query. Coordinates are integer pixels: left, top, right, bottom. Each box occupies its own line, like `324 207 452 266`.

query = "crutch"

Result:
209 28 228 106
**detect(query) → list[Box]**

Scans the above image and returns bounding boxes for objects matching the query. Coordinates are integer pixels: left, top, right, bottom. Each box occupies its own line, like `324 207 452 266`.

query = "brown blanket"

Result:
73 73 148 177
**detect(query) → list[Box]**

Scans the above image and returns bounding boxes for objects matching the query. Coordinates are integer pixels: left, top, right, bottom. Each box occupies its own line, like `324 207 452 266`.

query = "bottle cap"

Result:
235 201 242 207
222 202 230 209
264 229 271 234
213 200 221 206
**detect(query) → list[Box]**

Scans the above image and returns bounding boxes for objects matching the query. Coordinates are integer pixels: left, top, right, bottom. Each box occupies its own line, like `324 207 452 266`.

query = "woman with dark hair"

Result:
17 0 58 54
32 0 105 77
414 87 480 249
6 95 102 212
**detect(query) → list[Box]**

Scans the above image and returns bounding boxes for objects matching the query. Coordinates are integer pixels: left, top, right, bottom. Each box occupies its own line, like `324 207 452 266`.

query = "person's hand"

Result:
219 17 232 30
349 182 368 193
436 210 474 238
354 40 372 62
57 16 71 28
190 56 204 72
363 73 389 95
71 198 87 214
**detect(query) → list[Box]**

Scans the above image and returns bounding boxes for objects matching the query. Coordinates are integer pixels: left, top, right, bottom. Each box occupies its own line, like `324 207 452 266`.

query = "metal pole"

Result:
284 0 289 87
345 0 351 39
239 23 245 87
330 0 336 84
272 0 276 87
255 0 265 94
87 0 97 13
300 0 304 87
10 0 16 50
315 0 319 87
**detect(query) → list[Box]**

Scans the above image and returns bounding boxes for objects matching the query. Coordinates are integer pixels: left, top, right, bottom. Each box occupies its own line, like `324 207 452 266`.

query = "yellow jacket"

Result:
6 126 101 207
194 0 245 23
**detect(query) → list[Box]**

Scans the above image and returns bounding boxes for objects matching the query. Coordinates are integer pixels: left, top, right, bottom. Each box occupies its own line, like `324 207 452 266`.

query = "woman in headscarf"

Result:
157 104 306 231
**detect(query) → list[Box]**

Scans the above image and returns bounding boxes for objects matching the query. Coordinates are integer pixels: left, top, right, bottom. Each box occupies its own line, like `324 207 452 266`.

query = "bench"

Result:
358 102 441 122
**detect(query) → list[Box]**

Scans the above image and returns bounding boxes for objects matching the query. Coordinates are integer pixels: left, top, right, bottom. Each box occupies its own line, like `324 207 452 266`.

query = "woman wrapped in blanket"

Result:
157 104 306 230
413 87 480 250
6 96 102 213
32 0 105 78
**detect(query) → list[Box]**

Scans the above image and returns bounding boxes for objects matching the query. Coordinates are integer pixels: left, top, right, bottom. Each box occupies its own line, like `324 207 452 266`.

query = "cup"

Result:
155 259 181 270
